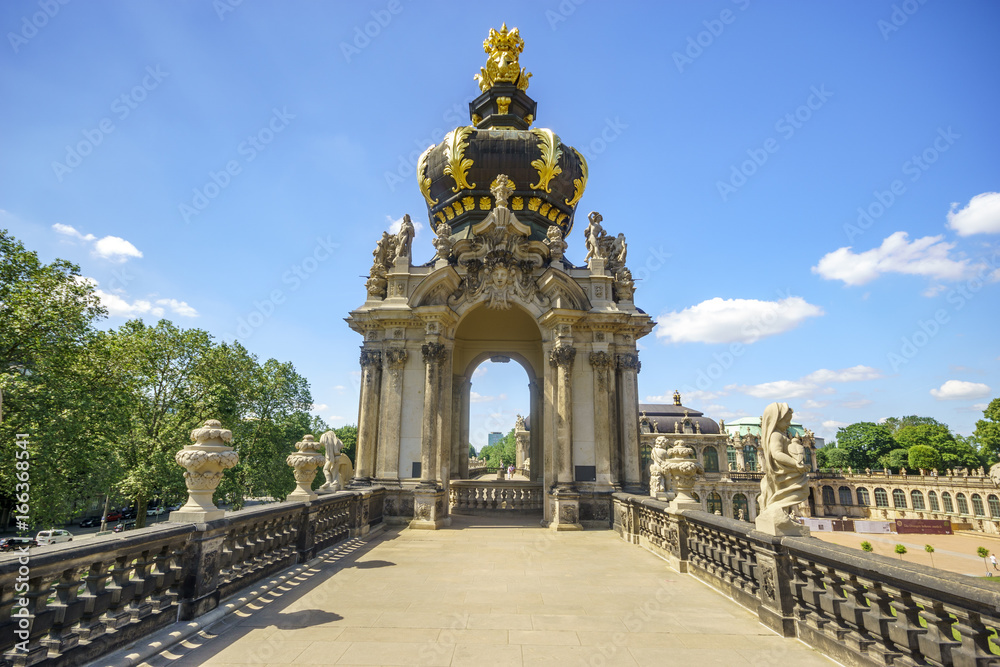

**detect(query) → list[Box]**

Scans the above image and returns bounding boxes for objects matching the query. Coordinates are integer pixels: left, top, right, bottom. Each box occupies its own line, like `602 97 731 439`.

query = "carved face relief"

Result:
492 265 510 289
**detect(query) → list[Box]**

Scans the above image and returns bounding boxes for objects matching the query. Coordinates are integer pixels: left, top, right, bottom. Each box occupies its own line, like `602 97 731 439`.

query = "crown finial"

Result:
475 24 532 92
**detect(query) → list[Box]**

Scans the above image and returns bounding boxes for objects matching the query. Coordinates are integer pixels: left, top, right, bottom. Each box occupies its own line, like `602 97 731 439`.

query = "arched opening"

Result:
703 446 719 473
466 358 531 477
707 492 723 515
733 493 749 521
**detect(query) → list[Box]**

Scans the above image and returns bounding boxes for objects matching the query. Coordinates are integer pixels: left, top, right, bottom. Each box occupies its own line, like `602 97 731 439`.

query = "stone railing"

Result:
0 488 383 667
449 481 543 514
613 492 1000 667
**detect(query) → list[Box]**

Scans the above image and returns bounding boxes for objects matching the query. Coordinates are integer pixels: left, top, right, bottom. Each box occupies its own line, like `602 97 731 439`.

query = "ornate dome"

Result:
416 24 588 242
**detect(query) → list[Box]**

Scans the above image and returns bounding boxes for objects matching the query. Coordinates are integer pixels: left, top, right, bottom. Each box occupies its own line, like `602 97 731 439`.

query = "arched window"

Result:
733 493 749 521
703 447 719 473
707 492 723 515
803 446 813 469
856 488 871 506
726 446 738 471
892 489 907 508
839 486 853 505
743 444 758 472
874 488 889 507
910 490 925 510
972 494 986 517
989 495 1000 518
692 491 700 502
822 485 836 505
957 493 970 515
928 491 940 512
942 492 954 513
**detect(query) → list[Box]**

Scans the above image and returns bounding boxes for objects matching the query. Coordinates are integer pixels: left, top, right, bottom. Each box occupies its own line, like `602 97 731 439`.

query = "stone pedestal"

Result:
410 487 449 529
548 487 583 531
755 507 810 537
171 420 239 523
287 434 325 502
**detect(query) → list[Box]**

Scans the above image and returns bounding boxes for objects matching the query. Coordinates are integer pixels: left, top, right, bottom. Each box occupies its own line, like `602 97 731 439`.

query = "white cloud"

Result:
311 403 329 412
52 223 96 242
470 391 507 403
930 380 991 400
93 235 143 261
922 285 946 298
95 290 163 318
727 365 881 400
154 298 197 317
823 420 849 430
655 296 824 344
812 232 979 286
947 192 1000 236
840 399 873 409
646 389 723 404
333 385 346 392
802 399 829 409
328 415 345 423
473 365 488 378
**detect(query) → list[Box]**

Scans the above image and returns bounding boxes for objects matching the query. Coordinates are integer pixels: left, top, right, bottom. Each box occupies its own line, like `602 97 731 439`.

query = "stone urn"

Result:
664 440 703 511
287 434 325 501
171 419 239 522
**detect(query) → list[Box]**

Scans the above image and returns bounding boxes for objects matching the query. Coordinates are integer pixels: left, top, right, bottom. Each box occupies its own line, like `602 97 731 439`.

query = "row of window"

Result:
697 491 755 520
821 485 1000 517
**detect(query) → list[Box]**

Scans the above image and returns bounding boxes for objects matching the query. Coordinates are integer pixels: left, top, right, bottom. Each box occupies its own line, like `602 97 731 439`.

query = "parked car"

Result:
112 520 136 533
105 511 122 522
35 529 73 545
146 506 165 517
121 509 137 520
0 537 37 552
78 516 101 528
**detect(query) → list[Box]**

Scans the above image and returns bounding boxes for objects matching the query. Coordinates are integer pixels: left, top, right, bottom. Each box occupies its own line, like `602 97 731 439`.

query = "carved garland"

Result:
421 342 447 365
549 345 577 368
359 349 382 368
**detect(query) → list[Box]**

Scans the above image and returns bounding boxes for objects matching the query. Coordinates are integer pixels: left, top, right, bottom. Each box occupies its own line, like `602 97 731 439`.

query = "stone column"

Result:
418 342 445 487
548 345 582 530
459 379 471 479
436 356 454 484
528 379 541 482
617 352 643 493
515 427 529 470
589 351 615 488
375 348 407 483
451 376 464 480
352 348 382 486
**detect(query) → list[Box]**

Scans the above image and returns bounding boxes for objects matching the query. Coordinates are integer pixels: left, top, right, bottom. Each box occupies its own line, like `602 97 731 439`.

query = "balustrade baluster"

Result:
76 560 111 641
916 598 962 665
102 555 134 631
3 575 50 666
41 566 83 656
885 588 926 659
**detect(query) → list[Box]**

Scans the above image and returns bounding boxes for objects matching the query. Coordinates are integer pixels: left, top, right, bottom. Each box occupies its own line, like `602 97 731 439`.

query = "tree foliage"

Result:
908 445 942 471
835 422 897 470
974 398 1000 463
478 428 516 468
878 448 910 472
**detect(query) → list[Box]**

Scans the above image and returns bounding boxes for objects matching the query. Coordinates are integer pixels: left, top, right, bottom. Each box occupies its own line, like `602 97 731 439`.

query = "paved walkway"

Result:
139 515 835 666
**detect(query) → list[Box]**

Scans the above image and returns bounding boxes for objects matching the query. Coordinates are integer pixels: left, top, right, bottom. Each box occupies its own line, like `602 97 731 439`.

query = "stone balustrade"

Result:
0 488 383 667
449 480 543 514
613 492 1000 667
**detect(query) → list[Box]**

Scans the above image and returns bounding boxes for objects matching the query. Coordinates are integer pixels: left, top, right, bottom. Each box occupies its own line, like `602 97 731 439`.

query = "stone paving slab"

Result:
137 515 836 666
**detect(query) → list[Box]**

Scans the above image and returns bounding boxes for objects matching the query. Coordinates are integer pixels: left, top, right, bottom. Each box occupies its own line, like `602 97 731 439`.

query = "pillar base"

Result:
410 488 449 530
548 487 583 530
169 509 224 523
349 477 372 488
755 507 811 537
287 489 318 502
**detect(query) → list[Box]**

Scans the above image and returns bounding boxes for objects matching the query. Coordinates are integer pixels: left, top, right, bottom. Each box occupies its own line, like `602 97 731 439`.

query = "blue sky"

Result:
2 1 998 448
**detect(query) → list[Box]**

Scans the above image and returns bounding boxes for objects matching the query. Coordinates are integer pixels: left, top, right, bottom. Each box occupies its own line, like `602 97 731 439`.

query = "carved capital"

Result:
384 348 409 369
588 351 614 369
616 353 640 373
421 342 447 365
548 345 577 368
360 349 382 369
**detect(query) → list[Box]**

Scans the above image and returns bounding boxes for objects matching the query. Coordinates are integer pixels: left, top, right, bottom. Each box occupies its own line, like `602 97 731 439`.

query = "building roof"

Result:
638 403 721 435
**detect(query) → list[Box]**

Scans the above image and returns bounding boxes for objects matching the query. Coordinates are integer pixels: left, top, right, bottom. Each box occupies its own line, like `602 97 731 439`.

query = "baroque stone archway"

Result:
345 26 654 530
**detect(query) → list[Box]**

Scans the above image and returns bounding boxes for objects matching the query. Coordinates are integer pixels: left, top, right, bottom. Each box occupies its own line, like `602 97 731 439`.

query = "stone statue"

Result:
393 214 414 265
738 508 745 521
544 225 568 266
319 430 344 492
865 468 871 476
433 222 453 261
515 414 526 430
755 402 810 536
694 421 701 434
612 233 627 268
900 467 907 477
649 436 670 497
584 211 606 264
989 463 1000 486
788 436 805 466
613 267 635 301
674 421 680 434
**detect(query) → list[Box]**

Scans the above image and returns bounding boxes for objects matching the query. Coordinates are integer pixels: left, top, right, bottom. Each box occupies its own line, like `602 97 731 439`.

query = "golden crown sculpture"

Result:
475 23 531 92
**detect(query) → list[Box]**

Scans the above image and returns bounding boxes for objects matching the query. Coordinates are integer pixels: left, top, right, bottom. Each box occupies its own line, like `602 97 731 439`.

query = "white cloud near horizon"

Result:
727 365 882 400
80 277 198 319
947 192 1000 236
470 391 507 403
929 380 991 400
812 232 979 286
52 223 143 262
655 296 824 344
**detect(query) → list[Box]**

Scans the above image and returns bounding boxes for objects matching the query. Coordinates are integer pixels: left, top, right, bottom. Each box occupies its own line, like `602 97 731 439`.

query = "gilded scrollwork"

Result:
443 126 476 192
565 148 588 207
529 128 563 192
416 146 438 207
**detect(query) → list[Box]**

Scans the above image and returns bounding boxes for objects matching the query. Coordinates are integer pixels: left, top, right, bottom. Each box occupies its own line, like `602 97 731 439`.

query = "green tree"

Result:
468 444 476 458
836 422 896 470
973 400 1000 463
879 448 910 472
335 425 358 468
860 541 873 553
823 447 851 469
895 544 907 560
978 546 991 575
883 415 944 434
924 544 935 568
478 428 516 468
908 445 942 472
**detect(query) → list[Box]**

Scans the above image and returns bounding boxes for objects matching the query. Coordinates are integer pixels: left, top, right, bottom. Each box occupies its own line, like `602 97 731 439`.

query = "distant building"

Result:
487 432 503 447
